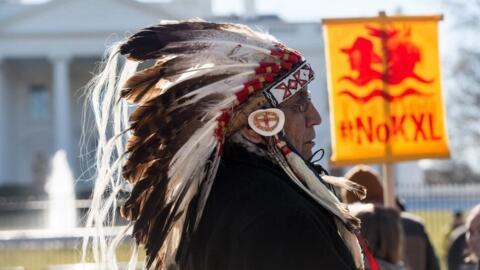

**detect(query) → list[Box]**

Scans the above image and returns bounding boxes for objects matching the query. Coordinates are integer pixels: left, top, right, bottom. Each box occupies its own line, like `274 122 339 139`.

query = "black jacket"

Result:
187 144 357 270
400 212 440 270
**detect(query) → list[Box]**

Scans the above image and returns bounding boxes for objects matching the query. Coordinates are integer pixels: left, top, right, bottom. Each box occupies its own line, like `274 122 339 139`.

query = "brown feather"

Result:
119 21 270 61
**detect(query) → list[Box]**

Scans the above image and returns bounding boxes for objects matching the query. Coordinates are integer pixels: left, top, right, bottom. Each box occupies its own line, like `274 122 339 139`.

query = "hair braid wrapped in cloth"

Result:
83 19 367 270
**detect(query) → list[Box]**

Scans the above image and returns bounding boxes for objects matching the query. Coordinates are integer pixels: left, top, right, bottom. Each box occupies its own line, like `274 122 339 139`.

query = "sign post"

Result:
378 11 395 207
382 163 395 207
322 13 449 205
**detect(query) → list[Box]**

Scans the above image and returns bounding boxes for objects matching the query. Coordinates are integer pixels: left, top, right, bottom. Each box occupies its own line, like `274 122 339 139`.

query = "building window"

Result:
30 85 50 121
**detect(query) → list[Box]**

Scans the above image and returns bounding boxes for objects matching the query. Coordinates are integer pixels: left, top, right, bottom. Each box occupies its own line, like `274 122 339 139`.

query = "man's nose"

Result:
306 102 322 127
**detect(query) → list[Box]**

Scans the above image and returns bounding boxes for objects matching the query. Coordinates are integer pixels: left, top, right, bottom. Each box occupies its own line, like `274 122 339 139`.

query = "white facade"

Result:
0 0 213 186
0 0 422 188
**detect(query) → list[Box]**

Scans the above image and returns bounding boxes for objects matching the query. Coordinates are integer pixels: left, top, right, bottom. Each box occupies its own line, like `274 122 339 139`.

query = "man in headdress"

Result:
85 20 368 270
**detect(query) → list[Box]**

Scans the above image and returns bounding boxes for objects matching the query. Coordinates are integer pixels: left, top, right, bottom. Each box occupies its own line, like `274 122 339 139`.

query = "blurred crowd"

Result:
341 165 480 270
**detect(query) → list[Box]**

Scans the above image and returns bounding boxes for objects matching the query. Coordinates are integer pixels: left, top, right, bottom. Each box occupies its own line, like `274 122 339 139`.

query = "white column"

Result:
0 59 11 182
50 55 73 162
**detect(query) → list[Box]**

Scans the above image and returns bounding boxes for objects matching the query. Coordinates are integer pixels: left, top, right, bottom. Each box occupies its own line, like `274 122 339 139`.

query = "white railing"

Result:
397 183 480 197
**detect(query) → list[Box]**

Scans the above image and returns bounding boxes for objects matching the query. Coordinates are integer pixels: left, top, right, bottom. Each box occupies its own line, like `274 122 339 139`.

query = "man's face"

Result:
279 89 322 159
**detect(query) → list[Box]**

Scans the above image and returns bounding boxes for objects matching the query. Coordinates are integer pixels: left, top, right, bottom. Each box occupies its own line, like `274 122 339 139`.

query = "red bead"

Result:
288 54 300 63
244 79 262 90
270 50 283 57
214 127 223 138
256 63 281 74
264 73 274 82
235 89 249 104
217 111 230 124
280 145 291 156
281 62 293 70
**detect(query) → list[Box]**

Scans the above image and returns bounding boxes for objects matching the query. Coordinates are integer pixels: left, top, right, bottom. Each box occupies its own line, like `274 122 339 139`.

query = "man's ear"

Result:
240 127 264 144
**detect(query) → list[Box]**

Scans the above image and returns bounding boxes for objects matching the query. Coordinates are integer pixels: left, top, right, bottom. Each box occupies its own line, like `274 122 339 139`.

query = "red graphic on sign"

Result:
338 112 442 144
339 88 432 104
339 25 433 103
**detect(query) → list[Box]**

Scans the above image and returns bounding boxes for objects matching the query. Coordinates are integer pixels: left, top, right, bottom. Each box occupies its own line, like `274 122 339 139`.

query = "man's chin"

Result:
300 149 313 160
301 144 315 159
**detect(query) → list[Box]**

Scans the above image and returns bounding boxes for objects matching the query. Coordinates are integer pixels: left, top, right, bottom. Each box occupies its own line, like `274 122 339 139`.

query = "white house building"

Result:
0 0 423 190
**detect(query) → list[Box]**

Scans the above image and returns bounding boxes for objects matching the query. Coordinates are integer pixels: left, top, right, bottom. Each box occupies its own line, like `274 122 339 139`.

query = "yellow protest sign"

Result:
322 15 450 166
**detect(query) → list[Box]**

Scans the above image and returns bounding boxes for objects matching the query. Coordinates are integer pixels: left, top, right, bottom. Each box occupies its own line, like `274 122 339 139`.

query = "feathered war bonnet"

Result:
86 20 367 270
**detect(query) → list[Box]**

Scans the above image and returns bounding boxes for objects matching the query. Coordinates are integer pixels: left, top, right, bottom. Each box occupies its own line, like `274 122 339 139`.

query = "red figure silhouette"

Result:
340 37 382 86
340 25 433 87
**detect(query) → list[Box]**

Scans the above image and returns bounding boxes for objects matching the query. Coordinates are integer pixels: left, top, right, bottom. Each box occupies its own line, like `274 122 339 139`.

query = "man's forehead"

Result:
287 87 310 103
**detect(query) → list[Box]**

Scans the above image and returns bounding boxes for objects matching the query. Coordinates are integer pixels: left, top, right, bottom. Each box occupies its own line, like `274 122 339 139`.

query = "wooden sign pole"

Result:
378 11 397 208
382 163 396 207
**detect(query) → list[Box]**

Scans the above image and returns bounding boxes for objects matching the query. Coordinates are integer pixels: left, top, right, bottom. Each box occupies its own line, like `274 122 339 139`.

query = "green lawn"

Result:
0 244 145 270
413 210 453 270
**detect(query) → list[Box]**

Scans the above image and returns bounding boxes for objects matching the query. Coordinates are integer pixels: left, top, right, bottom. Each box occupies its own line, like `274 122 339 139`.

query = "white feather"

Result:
168 117 218 183
176 71 255 108
194 147 222 228
282 150 349 224
322 175 367 200
162 39 277 64
335 219 365 269
148 114 223 269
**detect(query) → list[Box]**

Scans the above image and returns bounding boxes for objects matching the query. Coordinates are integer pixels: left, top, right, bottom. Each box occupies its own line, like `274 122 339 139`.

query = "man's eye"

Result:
297 100 310 112
297 104 306 112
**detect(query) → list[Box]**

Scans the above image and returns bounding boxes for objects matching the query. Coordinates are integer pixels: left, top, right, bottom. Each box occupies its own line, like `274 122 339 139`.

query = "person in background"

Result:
448 225 469 270
453 211 466 231
445 210 467 270
350 203 405 270
463 204 480 270
342 165 440 270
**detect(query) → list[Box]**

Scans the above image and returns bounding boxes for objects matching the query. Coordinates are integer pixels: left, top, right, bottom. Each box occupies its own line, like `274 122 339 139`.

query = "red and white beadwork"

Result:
263 62 314 106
